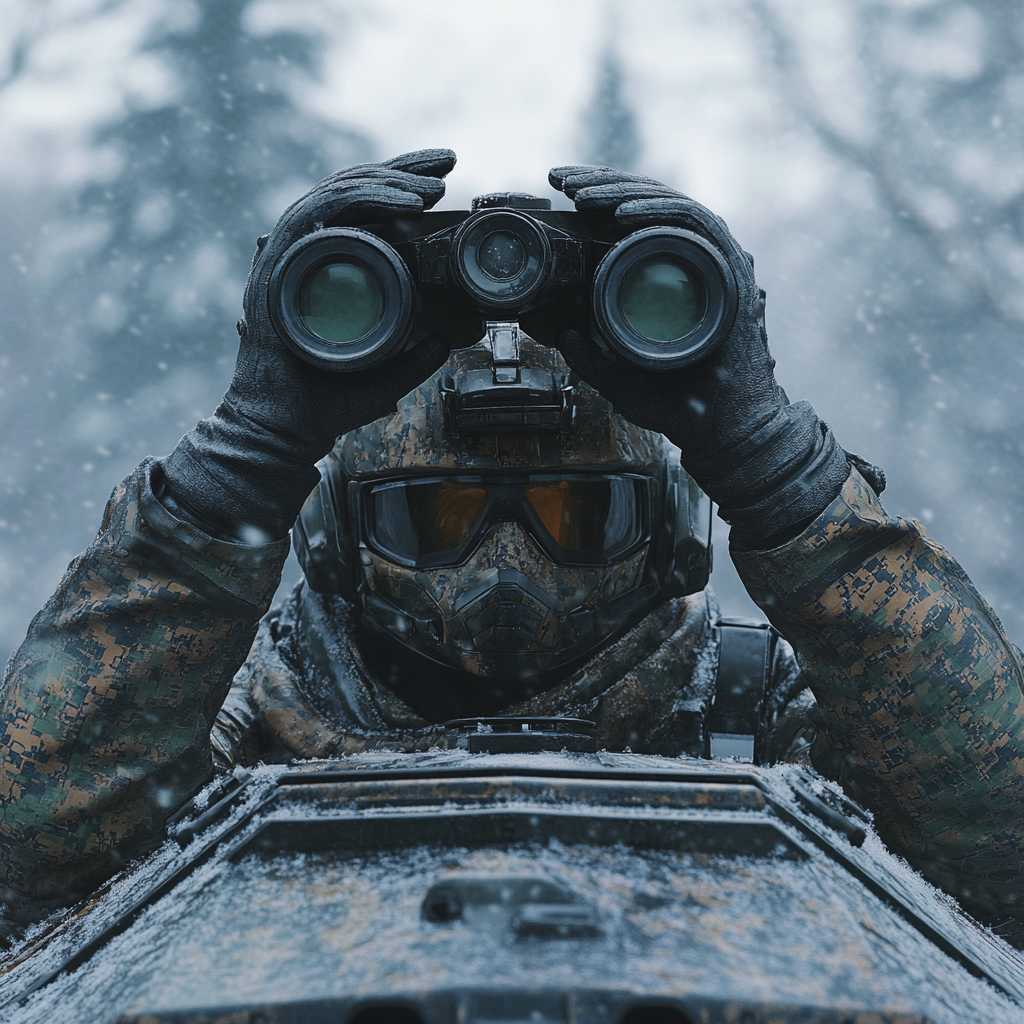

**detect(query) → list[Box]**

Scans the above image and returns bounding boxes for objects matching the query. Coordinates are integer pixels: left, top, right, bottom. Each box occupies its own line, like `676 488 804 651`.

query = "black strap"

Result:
709 618 775 762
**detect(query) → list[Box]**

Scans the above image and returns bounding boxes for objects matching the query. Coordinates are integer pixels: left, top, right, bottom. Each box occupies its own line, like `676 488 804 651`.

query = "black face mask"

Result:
359 472 652 569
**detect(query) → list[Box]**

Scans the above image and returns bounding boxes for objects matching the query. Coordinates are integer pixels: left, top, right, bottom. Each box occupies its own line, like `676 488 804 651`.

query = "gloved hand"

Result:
161 150 461 543
548 165 876 550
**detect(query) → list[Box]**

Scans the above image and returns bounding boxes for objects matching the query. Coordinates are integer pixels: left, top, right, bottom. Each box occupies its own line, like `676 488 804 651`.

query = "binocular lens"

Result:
478 231 528 281
453 210 550 310
270 215 737 374
593 227 738 370
296 260 385 345
269 228 414 372
619 258 707 344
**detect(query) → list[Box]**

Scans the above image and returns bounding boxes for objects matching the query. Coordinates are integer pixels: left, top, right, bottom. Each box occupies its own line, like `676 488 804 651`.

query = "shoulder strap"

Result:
709 617 776 762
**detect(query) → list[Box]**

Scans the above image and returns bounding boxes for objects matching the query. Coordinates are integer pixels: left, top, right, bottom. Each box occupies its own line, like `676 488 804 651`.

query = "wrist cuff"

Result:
160 402 322 542
711 410 854 551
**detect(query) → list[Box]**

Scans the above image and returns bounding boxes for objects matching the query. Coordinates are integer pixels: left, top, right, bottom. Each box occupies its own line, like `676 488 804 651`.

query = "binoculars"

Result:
268 193 739 372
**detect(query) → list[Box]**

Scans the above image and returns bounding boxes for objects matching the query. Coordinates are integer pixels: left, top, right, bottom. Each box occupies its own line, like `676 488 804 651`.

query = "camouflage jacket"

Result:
207 582 804 770
2 460 1023 932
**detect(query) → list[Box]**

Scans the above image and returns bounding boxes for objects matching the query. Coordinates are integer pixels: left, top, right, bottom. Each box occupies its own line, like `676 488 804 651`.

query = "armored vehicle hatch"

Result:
2 747 1023 1023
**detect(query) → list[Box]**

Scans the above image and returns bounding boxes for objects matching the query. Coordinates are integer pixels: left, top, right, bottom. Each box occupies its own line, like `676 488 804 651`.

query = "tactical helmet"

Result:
293 329 711 683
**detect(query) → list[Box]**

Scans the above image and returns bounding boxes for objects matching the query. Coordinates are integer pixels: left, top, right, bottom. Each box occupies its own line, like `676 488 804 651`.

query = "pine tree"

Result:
78 0 370 386
580 44 641 170
0 0 370 664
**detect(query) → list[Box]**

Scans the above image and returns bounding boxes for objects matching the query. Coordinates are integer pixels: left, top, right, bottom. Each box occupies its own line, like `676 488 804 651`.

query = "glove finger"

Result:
286 152 452 229
313 167 447 203
549 164 646 191
554 167 666 199
339 171 445 207
572 181 685 210
305 162 391 192
320 185 426 222
614 197 749 273
274 185 424 240
381 148 457 178
276 171 429 228
322 150 455 183
549 164 607 192
614 194 722 230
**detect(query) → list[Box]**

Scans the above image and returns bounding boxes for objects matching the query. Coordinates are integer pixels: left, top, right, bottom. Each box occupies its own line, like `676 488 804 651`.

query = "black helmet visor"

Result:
360 473 651 569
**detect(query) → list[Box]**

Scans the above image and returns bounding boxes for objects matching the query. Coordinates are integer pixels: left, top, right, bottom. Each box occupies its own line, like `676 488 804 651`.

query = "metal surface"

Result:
2 750 1023 1024
443 717 599 754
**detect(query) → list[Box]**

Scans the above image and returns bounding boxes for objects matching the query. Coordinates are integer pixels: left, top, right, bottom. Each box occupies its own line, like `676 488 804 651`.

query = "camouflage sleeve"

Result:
0 459 288 914
732 467 1024 921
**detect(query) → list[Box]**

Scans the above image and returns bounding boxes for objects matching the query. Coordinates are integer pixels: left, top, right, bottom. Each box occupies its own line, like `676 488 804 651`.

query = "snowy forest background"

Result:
1 0 1024 668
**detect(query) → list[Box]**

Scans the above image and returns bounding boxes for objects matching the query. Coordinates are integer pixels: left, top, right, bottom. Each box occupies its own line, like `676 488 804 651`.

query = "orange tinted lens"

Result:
525 481 583 549
415 481 488 553
526 478 642 553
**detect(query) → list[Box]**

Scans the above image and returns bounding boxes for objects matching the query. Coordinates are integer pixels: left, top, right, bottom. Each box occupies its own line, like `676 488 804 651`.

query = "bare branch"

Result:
746 0 1018 323
0 16 44 95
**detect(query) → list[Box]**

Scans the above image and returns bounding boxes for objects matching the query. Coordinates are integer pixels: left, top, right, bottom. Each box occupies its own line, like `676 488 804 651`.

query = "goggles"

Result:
359 473 652 569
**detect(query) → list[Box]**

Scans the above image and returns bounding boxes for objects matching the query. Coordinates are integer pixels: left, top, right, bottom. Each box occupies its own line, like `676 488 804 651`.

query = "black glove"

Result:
547 165 874 551
161 150 463 543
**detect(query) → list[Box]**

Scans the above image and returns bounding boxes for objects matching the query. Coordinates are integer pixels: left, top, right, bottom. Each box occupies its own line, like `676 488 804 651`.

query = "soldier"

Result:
2 150 1023 948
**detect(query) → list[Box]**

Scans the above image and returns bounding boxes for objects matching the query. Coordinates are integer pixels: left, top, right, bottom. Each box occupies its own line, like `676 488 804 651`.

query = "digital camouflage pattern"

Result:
310 337 697 680
0 461 288 919
210 583 803 767
335 337 671 476
3 456 1024 937
734 467 1024 922
357 531 652 679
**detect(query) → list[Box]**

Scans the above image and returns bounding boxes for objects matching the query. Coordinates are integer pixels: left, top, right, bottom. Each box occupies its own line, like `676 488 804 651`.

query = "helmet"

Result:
293 330 711 684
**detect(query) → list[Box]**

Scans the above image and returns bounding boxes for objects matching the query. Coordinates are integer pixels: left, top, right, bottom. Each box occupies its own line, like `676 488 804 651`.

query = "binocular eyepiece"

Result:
267 193 738 372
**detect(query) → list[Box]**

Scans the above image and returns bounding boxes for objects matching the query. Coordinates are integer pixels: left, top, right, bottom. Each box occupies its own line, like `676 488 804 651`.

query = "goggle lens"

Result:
525 479 638 552
372 481 488 561
419 482 489 555
366 475 648 567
